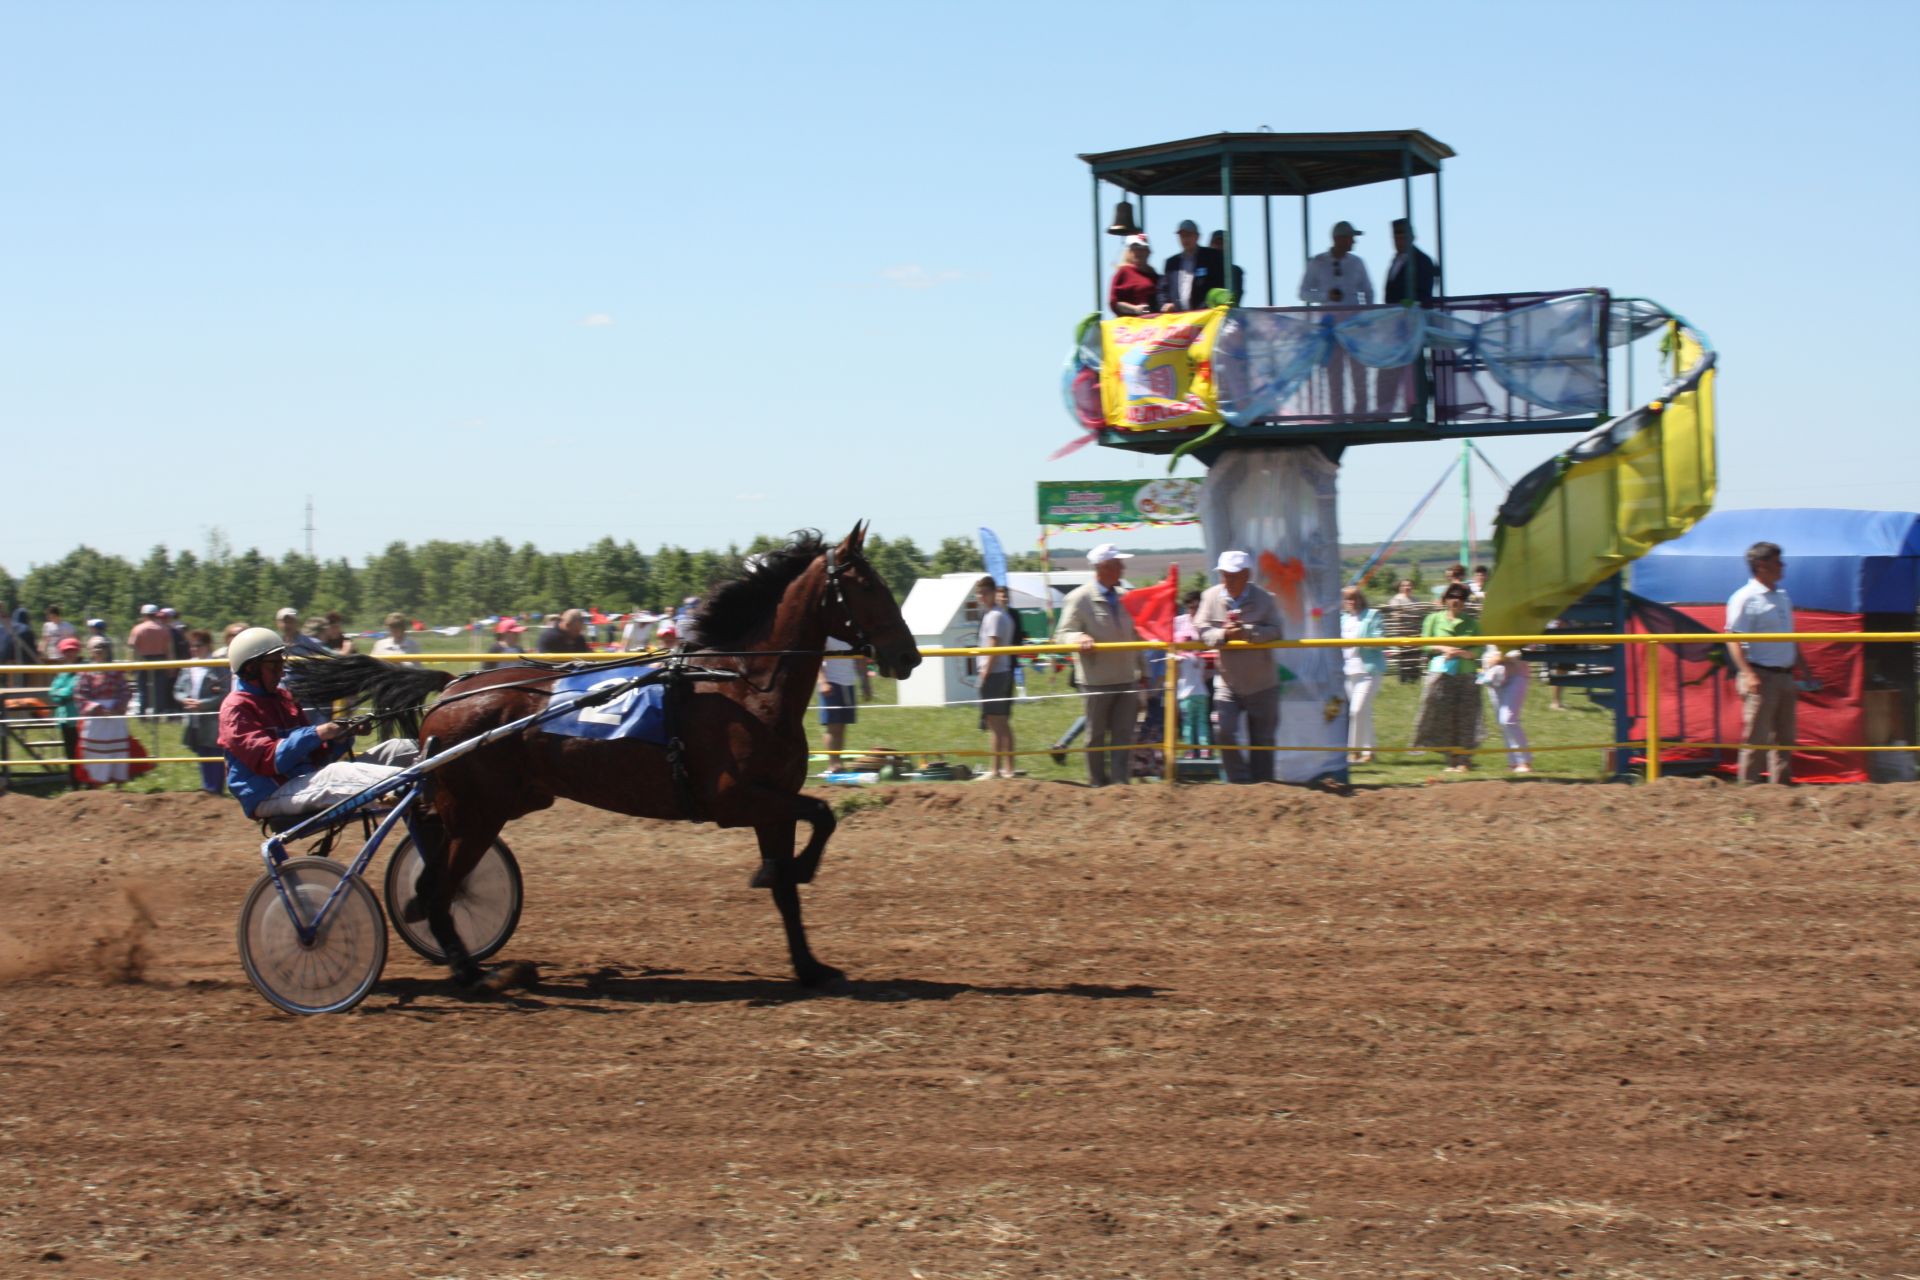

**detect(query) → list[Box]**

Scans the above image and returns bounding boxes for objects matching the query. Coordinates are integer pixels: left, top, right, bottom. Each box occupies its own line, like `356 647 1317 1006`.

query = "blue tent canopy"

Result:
1630 509 1920 615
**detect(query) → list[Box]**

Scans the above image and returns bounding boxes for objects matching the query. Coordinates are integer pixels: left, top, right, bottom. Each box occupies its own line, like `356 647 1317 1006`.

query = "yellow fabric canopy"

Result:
1482 320 1716 636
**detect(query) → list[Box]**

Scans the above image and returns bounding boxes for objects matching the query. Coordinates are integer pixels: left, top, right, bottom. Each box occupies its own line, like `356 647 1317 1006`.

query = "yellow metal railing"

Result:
6 632 1916 784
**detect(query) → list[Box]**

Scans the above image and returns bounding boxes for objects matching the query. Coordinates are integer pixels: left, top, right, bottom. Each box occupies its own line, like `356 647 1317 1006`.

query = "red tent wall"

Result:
1626 607 1866 783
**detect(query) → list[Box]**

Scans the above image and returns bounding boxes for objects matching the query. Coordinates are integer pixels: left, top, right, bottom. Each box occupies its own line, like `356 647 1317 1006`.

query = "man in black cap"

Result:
1207 230 1246 305
1160 219 1228 312
1383 217 1439 305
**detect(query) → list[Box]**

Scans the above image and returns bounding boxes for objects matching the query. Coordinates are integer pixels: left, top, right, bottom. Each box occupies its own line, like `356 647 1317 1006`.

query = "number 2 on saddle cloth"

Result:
538 671 671 745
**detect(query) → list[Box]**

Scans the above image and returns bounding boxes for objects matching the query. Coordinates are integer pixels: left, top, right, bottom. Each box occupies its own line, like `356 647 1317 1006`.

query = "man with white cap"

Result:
1298 220 1373 306
1299 220 1375 416
1053 544 1149 787
1193 550 1286 783
275 606 329 659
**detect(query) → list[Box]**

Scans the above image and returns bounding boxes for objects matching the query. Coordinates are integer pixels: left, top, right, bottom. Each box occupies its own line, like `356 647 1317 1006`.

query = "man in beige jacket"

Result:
1054 544 1150 787
1193 549 1285 783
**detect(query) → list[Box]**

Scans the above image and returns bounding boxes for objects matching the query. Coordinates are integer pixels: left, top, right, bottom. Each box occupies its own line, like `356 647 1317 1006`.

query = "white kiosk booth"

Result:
895 571 1095 707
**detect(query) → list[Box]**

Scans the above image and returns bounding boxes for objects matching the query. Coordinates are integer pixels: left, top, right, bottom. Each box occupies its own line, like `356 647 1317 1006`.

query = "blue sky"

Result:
4 0 1915 571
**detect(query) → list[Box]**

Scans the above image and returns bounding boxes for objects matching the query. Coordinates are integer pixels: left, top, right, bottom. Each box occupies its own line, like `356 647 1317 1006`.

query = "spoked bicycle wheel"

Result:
383 837 523 964
237 857 388 1015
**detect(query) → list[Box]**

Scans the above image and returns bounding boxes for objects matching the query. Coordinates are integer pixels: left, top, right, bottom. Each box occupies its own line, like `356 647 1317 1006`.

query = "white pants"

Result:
1345 671 1379 753
255 739 419 817
1492 669 1532 767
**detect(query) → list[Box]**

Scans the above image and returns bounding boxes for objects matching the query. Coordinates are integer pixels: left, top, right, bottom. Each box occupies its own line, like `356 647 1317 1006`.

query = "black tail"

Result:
285 653 453 739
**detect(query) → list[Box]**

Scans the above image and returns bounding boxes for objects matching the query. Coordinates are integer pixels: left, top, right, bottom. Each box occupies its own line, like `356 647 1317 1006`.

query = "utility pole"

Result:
304 497 315 560
1458 439 1472 571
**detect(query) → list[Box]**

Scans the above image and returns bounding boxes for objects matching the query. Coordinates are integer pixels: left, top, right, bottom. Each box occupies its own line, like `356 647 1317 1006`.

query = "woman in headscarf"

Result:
75 635 132 787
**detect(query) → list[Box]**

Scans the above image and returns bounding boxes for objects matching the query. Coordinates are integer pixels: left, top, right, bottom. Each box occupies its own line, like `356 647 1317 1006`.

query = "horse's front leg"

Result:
751 819 843 988
792 793 835 884
746 789 835 887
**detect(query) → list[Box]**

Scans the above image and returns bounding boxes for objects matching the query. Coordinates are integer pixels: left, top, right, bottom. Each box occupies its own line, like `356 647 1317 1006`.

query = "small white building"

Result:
896 570 1106 707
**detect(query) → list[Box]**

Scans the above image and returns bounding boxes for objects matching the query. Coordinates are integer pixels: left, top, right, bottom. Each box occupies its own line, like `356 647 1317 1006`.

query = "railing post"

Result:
1644 639 1661 784
1163 640 1179 786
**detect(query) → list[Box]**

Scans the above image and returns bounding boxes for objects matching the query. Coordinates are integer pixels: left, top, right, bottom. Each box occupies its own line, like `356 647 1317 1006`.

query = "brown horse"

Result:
291 523 919 989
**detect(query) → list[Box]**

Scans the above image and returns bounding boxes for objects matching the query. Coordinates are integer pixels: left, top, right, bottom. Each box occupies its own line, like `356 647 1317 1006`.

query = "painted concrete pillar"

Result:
1198 445 1347 782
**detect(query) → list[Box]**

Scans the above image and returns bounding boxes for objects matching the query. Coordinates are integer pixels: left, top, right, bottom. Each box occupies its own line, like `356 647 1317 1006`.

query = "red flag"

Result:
1122 564 1180 643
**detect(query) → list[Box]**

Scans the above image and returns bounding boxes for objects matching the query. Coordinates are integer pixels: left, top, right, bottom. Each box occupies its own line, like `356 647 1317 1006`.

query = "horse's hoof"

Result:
791 862 818 885
401 895 426 924
479 960 538 993
451 961 485 989
748 861 777 889
796 962 846 990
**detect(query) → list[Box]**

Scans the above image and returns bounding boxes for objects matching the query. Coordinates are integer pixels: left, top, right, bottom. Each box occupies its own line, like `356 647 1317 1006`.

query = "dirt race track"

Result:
2 780 1918 1279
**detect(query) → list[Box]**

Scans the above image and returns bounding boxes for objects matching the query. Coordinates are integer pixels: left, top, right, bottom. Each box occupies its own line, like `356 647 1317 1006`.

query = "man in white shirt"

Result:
41 605 76 658
1299 221 1374 416
370 612 423 666
1298 220 1372 306
619 609 657 652
1725 541 1811 785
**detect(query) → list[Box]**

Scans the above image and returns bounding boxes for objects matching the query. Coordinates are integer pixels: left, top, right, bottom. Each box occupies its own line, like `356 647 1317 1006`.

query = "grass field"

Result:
7 629 1628 796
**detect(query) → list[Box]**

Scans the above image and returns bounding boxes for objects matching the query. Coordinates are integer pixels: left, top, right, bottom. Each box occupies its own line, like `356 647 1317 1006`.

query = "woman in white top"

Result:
1479 644 1533 773
1339 586 1387 763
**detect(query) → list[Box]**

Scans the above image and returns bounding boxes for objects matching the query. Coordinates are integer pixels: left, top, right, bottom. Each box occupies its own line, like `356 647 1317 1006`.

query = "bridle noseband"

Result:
822 546 878 658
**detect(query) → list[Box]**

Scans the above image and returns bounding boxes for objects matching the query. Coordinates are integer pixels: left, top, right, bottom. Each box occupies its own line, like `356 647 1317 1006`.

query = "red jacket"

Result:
217 677 342 816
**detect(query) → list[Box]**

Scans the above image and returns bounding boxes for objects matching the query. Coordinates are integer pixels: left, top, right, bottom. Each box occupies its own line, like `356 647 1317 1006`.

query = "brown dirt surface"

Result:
2 779 1918 1278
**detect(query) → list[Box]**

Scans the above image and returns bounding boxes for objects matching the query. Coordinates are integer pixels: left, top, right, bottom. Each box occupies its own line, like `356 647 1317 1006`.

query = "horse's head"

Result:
822 520 921 680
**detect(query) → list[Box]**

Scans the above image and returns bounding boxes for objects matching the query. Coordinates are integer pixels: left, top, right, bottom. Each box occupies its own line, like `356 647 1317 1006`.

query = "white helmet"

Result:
227 626 288 674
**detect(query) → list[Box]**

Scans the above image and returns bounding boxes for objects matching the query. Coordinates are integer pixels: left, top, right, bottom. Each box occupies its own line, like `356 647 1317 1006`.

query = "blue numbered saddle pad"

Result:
538 670 669 744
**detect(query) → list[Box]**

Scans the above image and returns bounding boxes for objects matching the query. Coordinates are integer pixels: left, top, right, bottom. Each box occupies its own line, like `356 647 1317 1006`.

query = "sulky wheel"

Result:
237 856 388 1015
383 837 523 965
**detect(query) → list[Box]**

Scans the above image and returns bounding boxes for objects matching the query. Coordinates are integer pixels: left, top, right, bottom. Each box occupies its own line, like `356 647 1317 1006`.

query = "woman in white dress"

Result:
76 636 132 786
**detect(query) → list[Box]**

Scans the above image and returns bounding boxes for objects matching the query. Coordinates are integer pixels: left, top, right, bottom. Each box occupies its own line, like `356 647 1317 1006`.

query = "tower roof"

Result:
1080 130 1454 197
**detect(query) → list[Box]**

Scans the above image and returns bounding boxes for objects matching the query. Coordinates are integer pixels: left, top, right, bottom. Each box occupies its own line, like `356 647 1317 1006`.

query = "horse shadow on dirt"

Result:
366 965 1162 1017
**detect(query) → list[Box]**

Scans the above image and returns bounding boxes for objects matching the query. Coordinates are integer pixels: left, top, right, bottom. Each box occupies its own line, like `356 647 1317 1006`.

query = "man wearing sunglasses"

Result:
1299 221 1375 415
1298 220 1373 307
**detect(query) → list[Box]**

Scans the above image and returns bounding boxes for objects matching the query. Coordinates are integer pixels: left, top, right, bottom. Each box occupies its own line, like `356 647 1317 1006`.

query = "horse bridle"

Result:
822 546 878 658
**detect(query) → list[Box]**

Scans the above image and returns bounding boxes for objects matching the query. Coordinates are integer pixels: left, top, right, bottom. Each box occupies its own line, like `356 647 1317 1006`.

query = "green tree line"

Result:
1 532 1044 636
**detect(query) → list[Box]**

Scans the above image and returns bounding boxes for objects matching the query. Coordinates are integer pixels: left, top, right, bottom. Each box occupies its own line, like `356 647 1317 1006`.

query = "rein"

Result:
374 545 880 720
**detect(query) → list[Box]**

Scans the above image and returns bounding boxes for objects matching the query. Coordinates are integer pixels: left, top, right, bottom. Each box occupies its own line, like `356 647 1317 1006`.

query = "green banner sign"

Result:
1036 478 1200 527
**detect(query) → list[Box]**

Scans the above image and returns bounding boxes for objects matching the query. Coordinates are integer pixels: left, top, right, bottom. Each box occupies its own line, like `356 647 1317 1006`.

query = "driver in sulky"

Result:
218 627 418 820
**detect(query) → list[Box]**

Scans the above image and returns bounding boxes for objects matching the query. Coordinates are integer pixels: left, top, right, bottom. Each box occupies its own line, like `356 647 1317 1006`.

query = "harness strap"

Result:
661 660 702 822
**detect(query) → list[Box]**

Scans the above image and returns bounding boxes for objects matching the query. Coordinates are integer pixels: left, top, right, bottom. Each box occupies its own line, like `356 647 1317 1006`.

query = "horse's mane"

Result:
690 530 825 650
